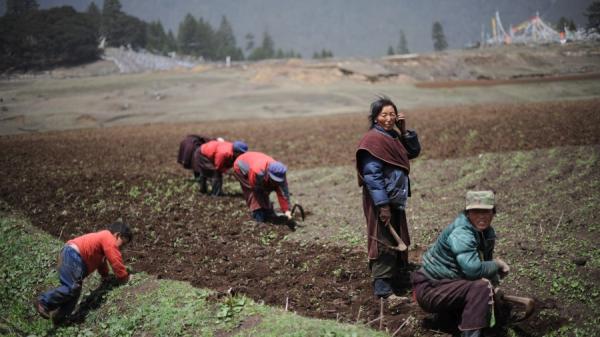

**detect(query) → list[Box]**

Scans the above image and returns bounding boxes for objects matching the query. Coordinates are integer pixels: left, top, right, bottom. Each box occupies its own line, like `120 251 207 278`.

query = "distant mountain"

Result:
2 0 593 56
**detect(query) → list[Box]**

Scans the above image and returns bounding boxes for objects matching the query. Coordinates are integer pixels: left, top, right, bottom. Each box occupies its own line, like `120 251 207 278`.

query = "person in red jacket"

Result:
233 151 292 222
192 139 248 196
36 222 132 324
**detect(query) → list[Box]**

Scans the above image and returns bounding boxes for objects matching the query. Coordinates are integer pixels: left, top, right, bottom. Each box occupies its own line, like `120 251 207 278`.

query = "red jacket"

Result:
233 151 290 211
68 230 128 281
200 140 235 173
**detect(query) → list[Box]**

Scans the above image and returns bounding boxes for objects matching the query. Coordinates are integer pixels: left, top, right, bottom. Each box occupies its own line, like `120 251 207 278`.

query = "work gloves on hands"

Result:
495 258 510 278
378 205 392 226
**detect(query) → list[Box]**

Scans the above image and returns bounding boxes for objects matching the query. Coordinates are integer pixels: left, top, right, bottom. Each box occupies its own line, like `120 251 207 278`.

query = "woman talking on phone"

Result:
356 96 421 302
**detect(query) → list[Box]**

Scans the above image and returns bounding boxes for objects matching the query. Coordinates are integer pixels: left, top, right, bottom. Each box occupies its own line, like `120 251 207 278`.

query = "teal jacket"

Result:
422 212 499 281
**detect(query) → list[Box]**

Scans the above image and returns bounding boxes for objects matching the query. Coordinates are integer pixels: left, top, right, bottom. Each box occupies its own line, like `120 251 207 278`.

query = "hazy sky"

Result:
2 0 594 56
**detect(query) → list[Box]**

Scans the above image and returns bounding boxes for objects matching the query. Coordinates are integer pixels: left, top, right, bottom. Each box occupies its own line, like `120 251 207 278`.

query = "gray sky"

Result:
3 0 594 56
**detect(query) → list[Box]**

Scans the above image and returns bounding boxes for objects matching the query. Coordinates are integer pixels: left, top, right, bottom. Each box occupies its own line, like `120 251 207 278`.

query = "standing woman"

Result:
356 96 421 300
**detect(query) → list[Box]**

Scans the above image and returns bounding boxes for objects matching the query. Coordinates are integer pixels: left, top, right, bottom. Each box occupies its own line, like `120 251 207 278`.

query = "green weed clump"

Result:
0 212 60 334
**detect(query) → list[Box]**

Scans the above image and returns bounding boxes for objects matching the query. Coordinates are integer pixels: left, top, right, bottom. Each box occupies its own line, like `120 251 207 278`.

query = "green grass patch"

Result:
0 203 385 337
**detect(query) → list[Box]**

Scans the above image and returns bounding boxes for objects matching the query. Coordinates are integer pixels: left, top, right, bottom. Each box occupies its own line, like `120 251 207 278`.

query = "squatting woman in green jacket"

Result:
411 190 510 337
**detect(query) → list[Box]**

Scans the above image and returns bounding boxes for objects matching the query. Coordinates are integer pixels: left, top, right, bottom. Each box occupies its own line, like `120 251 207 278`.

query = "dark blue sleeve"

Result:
401 129 421 159
359 151 389 206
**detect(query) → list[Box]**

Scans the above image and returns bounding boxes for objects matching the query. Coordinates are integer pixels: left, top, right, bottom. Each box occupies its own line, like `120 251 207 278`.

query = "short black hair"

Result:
108 221 133 243
369 96 398 128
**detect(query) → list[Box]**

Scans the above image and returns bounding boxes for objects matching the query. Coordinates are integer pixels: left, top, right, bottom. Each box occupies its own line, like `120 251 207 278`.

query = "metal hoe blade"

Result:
291 203 305 221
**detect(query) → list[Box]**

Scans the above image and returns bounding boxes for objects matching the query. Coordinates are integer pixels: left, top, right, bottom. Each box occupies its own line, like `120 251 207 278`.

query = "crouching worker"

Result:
192 139 248 196
177 134 213 170
233 151 292 222
411 191 510 337
36 222 133 324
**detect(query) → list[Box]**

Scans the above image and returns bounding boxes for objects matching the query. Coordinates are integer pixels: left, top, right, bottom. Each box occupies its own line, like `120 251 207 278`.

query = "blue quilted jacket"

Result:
358 125 420 208
422 212 499 281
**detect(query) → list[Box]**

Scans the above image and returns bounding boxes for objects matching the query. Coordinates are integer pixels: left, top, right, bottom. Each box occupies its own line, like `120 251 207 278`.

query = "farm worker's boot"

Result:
373 278 393 298
197 176 207 194
252 209 267 222
210 176 223 196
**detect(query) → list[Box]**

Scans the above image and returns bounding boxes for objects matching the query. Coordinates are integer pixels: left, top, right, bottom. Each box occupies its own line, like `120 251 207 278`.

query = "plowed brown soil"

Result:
1 98 599 336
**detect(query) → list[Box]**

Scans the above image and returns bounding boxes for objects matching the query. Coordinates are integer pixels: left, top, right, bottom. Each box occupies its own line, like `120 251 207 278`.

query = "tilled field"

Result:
1 98 599 335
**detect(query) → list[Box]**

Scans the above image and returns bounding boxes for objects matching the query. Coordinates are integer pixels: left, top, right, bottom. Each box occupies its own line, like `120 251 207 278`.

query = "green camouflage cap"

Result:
465 190 495 210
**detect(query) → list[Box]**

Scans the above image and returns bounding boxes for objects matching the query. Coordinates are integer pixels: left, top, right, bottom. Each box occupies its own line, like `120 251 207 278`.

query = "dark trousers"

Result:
192 153 222 196
39 245 87 319
194 171 223 195
411 269 494 331
370 209 409 276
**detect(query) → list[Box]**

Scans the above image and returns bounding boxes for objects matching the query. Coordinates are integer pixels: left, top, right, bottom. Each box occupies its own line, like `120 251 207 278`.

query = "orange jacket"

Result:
200 140 235 173
233 151 290 211
68 230 128 281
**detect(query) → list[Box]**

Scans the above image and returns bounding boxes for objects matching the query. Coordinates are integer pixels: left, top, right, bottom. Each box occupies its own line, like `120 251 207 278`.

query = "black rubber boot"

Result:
373 278 393 298
197 176 207 194
210 176 223 196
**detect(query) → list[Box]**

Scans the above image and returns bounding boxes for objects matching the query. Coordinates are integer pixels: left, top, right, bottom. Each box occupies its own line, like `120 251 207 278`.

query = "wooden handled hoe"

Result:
498 292 536 322
291 203 305 221
370 222 407 252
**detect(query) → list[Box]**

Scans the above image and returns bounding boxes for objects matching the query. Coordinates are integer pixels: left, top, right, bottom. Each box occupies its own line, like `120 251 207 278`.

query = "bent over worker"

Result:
411 190 510 337
36 222 132 324
233 151 291 222
192 139 248 196
177 134 212 170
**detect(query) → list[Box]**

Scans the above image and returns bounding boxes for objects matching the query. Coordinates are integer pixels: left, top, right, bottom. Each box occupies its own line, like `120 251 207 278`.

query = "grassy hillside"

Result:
0 204 387 337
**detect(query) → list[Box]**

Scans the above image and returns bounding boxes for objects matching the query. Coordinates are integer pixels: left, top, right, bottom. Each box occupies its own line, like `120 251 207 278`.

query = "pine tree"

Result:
99 0 145 49
387 46 395 55
102 0 121 17
397 30 409 54
6 0 38 16
585 1 600 32
86 2 102 35
101 0 122 43
275 48 284 59
215 16 240 60
432 21 448 51
166 30 177 53
177 13 198 55
195 17 216 60
286 49 299 58
249 30 275 60
244 33 255 52
146 21 169 54
260 31 275 58
87 2 101 17
556 17 569 32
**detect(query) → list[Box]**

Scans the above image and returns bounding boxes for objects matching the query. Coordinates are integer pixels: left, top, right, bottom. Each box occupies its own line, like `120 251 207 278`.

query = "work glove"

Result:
494 258 510 278
378 205 392 227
